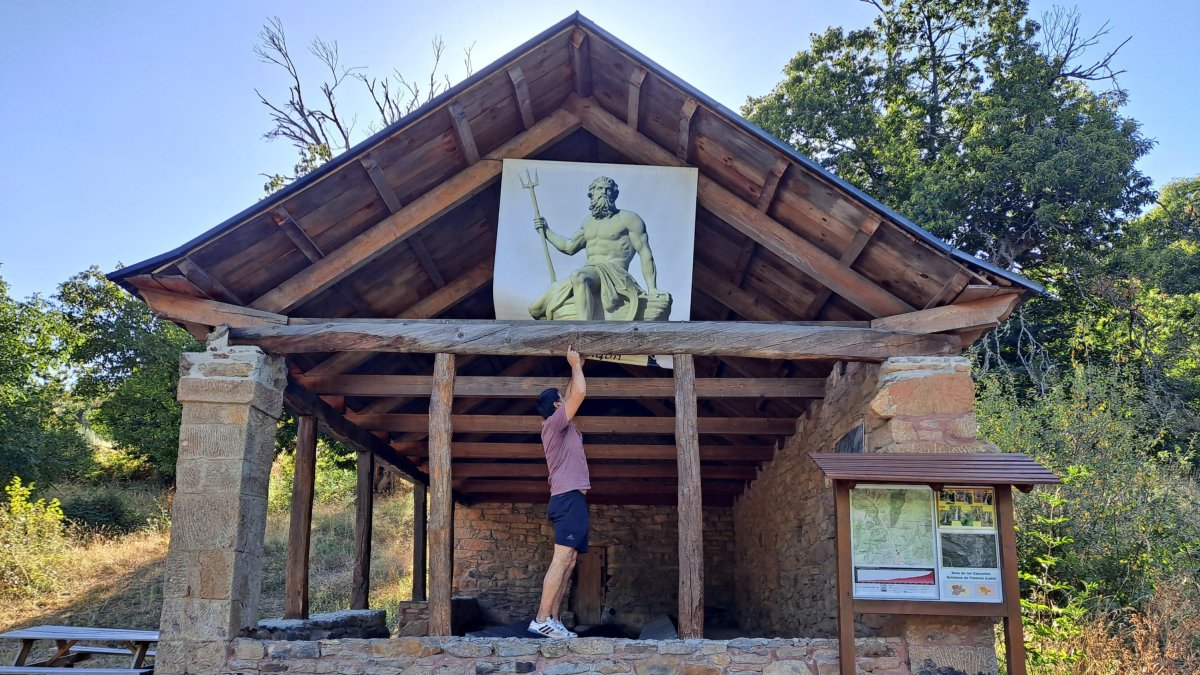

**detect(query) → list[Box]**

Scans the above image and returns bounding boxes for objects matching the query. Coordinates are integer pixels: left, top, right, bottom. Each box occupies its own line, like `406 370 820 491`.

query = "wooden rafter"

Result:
447 100 481 164
360 153 446 288
506 65 536 130
562 95 914 318
569 28 591 96
347 413 795 435
803 216 882 318
677 97 698 160
248 109 580 314
177 256 243 305
694 264 798 321
301 261 492 379
756 157 790 212
137 288 286 329
295 374 825 398
229 319 962 361
269 208 375 316
870 293 1022 334
627 66 647 128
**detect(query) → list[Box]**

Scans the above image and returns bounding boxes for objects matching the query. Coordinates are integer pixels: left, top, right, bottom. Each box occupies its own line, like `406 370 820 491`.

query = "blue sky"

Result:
1 0 1196 301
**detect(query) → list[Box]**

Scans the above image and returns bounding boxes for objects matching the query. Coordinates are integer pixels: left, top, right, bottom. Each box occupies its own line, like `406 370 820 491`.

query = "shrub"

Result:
60 488 136 532
0 476 68 597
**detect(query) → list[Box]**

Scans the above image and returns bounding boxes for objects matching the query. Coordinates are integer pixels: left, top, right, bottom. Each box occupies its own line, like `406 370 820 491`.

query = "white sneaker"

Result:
528 617 572 638
551 618 578 638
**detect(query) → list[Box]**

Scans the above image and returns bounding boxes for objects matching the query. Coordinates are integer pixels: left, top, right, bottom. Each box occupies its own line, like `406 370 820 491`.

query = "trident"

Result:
520 168 557 282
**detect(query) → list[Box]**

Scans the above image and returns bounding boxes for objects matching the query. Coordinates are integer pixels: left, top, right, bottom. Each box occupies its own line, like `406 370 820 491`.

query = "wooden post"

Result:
284 415 317 619
428 353 456 634
412 485 428 601
995 485 1027 675
351 449 374 609
834 482 856 675
673 354 704 638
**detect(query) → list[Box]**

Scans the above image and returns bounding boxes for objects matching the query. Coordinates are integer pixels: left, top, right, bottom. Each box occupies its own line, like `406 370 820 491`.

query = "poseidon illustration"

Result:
527 176 672 321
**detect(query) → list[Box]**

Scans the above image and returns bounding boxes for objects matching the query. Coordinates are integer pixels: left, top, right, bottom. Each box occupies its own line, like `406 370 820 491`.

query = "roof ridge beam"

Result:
561 94 914 318
248 109 581 314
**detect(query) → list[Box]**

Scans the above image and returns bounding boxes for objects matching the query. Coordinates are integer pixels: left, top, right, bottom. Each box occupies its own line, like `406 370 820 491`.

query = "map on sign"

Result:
850 486 936 567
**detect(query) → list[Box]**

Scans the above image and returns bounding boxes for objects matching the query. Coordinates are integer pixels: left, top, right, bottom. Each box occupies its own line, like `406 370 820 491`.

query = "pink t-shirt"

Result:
541 406 591 496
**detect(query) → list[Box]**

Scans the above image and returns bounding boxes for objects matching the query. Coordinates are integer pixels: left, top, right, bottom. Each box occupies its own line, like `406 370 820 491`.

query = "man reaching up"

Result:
528 346 590 638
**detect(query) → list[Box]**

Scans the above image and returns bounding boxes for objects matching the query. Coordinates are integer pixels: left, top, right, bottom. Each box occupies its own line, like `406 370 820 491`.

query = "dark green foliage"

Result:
59 487 140 532
55 268 203 478
744 0 1153 273
0 274 90 487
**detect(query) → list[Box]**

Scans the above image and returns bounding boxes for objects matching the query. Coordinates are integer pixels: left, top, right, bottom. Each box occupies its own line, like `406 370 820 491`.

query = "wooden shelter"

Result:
110 13 1046 674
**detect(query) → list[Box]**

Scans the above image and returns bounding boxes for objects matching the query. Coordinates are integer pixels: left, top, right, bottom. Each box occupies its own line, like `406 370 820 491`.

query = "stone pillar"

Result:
156 335 286 674
867 356 1000 674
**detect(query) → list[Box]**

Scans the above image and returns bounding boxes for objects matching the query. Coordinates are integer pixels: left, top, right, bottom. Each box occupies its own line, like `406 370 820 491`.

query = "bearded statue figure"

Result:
528 176 672 321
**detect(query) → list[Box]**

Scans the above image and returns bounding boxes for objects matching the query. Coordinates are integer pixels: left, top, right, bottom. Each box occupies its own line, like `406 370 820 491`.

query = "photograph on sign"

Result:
849 485 937 600
494 159 698 367
937 486 996 528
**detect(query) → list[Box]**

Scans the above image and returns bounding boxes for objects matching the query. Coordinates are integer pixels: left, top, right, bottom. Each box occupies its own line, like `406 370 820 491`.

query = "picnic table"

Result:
0 625 157 673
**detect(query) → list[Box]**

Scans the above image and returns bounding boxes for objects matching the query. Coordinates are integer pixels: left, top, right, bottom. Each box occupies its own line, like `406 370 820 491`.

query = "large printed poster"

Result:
494 159 698 366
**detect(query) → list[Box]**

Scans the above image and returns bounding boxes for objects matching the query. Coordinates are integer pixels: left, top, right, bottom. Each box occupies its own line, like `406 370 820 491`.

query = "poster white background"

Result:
493 159 697 322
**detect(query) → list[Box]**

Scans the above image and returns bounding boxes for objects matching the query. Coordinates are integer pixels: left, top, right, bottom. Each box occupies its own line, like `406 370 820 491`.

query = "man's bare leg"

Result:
550 551 577 621
537 544 578 621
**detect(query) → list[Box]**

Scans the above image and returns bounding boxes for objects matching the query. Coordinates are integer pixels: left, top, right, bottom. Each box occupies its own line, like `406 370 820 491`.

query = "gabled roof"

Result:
108 14 1038 504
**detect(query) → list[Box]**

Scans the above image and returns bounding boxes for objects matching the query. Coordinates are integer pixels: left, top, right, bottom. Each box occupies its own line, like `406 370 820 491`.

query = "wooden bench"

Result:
68 645 157 659
0 662 153 667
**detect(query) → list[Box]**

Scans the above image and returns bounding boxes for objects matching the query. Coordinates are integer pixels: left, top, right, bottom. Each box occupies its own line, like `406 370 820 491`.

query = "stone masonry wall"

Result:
454 503 735 632
733 356 1000 674
226 635 911 674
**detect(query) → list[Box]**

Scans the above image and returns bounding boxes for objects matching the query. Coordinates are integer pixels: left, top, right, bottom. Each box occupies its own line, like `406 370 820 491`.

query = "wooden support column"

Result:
428 353 456 635
995 486 1027 675
834 481 856 675
412 485 428 602
351 449 374 609
284 415 317 619
673 354 704 638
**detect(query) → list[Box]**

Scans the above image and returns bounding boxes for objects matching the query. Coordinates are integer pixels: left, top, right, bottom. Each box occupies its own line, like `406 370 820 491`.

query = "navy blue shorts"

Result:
547 490 589 552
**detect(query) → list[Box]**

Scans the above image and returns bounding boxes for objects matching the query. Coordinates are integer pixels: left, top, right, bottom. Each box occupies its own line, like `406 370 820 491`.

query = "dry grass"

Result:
1010 579 1200 674
0 488 417 664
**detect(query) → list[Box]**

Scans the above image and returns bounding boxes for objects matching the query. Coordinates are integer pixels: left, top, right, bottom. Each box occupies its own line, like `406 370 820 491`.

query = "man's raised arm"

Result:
562 346 586 420
535 217 587 255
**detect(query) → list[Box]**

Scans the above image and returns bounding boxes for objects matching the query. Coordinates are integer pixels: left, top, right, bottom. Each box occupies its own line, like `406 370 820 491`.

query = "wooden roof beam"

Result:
454 479 745 497
285 381 428 486
229 319 962 361
449 463 756 481
569 28 592 97
506 65 536 130
348 413 795 435
870 293 1022 335
296 374 824 398
137 288 287 329
677 97 698 161
447 100 481 165
270 208 375 316
627 66 647 129
301 261 492 379
248 108 580 314
803 216 882 318
360 153 445 288
176 257 244 305
562 95 914 318
392 441 773 462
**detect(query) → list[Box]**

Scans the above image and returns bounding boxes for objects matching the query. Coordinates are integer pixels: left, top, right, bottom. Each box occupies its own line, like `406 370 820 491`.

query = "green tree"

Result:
0 273 89 487
55 268 202 479
744 0 1152 275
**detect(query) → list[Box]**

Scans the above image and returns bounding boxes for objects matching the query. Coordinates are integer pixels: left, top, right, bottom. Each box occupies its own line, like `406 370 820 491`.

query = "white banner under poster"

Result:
494 159 698 367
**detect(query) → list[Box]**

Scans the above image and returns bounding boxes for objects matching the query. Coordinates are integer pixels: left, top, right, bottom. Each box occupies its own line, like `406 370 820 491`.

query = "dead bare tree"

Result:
255 17 473 192
1040 6 1130 86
